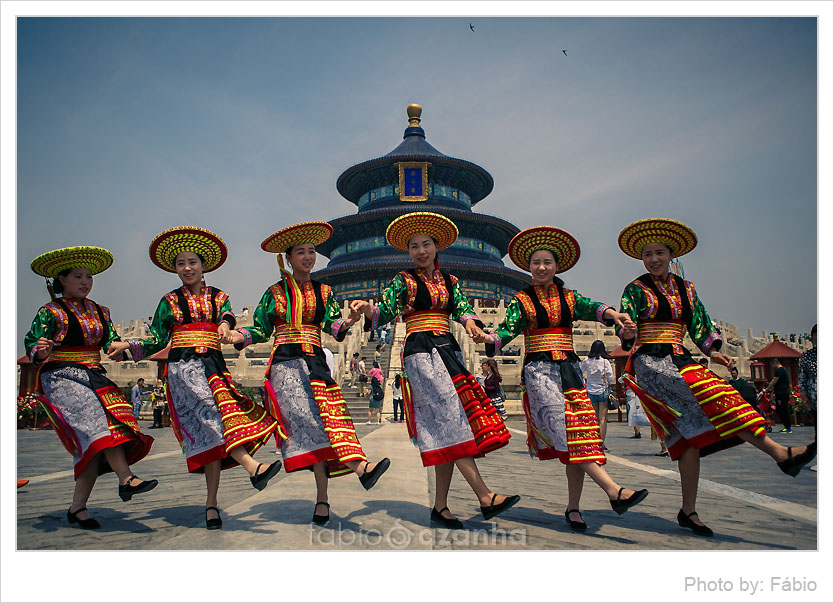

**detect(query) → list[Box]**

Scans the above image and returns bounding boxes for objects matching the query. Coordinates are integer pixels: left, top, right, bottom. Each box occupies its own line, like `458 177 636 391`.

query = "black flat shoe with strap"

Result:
118 474 159 501
67 507 101 530
205 506 222 530
359 458 390 490
480 493 520 520
677 509 713 537
430 506 464 530
777 442 817 477
312 502 330 525
251 459 283 491
564 509 587 532
610 487 649 515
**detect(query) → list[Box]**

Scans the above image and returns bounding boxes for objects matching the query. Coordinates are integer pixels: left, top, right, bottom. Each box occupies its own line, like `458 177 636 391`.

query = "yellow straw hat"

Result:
261 221 333 253
617 218 698 259
385 212 458 252
31 246 114 278
148 226 228 273
507 226 580 274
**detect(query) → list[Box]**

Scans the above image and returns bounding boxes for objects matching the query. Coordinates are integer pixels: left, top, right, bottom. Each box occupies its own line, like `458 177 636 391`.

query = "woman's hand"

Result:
621 324 637 340
604 308 635 330
225 329 244 345
350 300 373 319
218 322 231 342
35 337 55 360
344 306 362 327
710 351 734 368
106 341 130 360
465 319 486 342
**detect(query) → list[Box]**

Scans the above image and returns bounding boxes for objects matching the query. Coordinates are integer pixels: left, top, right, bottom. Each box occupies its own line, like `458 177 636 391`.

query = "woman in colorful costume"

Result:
227 222 390 525
351 212 519 529
107 227 281 530
616 218 816 537
25 246 157 529
481 226 648 532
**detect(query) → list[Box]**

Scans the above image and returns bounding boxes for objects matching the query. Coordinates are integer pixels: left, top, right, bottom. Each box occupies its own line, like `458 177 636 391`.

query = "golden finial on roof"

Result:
407 104 422 127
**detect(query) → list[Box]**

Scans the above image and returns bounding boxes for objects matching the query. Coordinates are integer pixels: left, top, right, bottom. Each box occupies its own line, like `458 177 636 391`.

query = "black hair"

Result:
530 248 559 264
373 361 380 369
172 251 206 267
395 374 401 388
51 267 73 295
811 324 817 336
353 352 359 357
376 344 382 351
587 340 611 360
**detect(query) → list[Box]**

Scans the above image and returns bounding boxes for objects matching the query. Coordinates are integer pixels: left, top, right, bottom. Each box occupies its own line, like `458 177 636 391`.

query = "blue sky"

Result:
15 17 818 351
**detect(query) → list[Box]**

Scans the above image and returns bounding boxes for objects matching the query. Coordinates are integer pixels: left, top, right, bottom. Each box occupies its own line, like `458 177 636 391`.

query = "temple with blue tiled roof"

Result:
314 104 530 301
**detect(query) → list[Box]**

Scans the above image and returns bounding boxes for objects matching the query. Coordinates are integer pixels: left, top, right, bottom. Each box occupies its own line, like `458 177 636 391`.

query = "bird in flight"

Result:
470 23 475 32
562 49 567 55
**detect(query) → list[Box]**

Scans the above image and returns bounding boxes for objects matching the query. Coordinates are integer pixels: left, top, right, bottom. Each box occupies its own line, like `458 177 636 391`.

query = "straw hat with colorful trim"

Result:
508 226 581 274
617 218 698 260
261 221 334 253
149 226 228 273
31 246 114 278
385 212 458 252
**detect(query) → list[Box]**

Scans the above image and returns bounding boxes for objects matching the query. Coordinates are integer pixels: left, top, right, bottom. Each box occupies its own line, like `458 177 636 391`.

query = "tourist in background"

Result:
367 361 385 424
798 324 817 470
25 246 156 529
108 226 282 530
766 357 792 433
391 373 404 423
227 221 389 526
581 340 615 448
482 359 508 420
131 378 145 417
474 360 489 388
616 218 815 537
357 356 368 397
349 352 359 387
352 212 518 529
482 226 648 533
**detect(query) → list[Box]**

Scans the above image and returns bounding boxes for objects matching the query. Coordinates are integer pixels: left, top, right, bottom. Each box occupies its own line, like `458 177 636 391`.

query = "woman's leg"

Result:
313 461 329 517
433 461 455 519
102 445 136 486
580 462 638 500
736 430 811 462
565 463 585 521
69 452 102 520
678 447 704 524
204 460 221 520
228 446 265 476
454 456 512 507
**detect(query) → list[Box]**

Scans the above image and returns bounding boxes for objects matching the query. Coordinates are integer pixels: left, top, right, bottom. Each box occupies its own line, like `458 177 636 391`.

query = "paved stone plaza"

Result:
15 417 817 551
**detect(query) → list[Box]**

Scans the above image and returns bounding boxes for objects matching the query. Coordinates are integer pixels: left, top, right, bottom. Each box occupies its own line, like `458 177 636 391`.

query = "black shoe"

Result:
677 509 713 537
67 507 101 529
655 451 669 457
777 442 817 477
610 487 649 515
629 433 642 439
250 459 282 491
564 509 587 532
359 458 390 491
431 506 464 529
312 502 330 525
118 475 159 501
480 493 520 520
205 506 222 530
